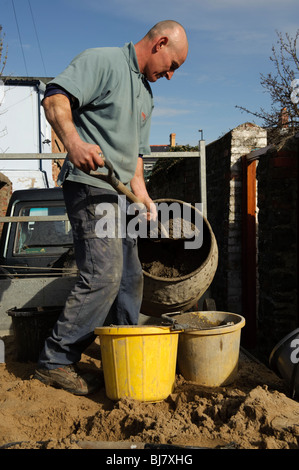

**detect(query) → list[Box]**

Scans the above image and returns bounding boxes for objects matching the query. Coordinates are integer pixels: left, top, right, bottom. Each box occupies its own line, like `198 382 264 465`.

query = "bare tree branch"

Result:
236 30 299 143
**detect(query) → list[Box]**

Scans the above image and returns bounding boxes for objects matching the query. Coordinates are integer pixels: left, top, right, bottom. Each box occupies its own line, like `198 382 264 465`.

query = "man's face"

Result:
144 40 187 82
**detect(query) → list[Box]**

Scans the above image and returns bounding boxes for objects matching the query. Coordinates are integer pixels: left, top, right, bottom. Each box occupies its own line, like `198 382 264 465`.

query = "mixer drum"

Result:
138 199 218 317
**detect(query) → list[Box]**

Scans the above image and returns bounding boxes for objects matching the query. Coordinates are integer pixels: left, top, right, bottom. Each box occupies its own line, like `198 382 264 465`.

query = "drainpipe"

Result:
36 81 49 188
198 130 207 218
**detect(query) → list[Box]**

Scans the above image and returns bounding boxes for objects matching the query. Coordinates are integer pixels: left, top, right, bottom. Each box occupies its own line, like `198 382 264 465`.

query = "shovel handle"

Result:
90 158 144 206
116 180 143 205
91 158 169 236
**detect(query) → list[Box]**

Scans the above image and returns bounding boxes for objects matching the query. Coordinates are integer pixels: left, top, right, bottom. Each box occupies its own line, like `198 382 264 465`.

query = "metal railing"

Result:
0 147 206 222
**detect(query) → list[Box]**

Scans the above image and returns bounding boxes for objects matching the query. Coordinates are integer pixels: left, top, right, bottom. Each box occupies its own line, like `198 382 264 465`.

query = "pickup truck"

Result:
0 187 75 277
0 188 78 334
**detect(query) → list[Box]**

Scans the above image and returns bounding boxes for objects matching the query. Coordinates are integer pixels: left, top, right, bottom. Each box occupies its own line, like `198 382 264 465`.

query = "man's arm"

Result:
130 157 157 221
42 94 104 172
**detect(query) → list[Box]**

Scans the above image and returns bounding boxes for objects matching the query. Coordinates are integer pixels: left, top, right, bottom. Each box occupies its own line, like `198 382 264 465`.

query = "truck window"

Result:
14 203 73 256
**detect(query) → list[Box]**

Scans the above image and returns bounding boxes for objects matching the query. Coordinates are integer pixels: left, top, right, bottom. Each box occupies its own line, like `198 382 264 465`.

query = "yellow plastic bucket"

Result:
176 311 245 387
94 325 181 401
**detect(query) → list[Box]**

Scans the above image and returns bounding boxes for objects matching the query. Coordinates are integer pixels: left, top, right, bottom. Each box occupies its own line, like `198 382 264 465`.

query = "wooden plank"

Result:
241 156 257 349
0 215 68 222
0 153 67 160
0 152 200 160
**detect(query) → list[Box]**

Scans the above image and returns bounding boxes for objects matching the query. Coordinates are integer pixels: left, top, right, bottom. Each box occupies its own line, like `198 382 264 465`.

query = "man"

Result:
34 20 188 395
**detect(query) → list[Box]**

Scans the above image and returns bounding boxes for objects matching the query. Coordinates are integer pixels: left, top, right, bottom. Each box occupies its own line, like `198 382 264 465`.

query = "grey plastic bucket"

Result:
174 311 245 387
269 328 299 399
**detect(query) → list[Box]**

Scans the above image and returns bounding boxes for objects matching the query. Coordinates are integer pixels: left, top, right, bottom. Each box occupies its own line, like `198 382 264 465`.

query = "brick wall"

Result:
206 123 267 315
147 157 201 205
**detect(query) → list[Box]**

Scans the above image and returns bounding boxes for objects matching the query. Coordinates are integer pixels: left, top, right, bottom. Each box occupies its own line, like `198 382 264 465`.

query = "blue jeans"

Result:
38 181 143 369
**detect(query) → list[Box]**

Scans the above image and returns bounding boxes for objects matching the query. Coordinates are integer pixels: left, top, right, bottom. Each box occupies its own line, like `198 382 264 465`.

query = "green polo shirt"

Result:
52 42 154 191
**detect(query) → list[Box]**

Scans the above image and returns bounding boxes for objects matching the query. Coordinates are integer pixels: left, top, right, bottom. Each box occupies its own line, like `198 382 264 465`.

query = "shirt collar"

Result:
122 42 140 74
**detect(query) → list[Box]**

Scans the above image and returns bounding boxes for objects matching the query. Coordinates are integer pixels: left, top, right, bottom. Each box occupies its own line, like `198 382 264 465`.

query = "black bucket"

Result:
269 328 299 399
7 306 63 362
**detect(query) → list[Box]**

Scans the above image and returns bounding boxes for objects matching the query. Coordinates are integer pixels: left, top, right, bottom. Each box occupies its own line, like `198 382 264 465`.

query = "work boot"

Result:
34 364 103 395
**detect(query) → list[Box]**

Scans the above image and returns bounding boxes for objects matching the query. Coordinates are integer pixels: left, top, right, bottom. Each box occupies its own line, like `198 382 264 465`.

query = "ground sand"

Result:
0 335 298 450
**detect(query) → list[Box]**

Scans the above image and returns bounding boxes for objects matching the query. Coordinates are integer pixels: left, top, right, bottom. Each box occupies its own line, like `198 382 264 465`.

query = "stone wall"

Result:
256 135 298 361
205 123 267 316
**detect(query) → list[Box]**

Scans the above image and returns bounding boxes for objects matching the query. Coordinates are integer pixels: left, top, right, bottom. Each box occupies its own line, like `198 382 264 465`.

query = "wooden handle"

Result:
116 180 143 205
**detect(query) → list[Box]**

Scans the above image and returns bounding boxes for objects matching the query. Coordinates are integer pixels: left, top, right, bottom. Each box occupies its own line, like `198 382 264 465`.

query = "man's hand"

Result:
142 197 158 222
130 158 157 222
67 140 105 173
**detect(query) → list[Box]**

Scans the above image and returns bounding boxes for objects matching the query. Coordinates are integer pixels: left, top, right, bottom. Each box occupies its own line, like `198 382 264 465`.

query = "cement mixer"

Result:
138 199 218 317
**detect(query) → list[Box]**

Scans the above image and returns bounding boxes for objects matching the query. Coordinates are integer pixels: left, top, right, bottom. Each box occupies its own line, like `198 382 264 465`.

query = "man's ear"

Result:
153 36 169 52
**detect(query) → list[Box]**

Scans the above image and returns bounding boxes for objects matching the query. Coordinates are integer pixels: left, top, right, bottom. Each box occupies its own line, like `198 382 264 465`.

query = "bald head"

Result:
147 20 187 41
135 20 188 82
145 20 188 56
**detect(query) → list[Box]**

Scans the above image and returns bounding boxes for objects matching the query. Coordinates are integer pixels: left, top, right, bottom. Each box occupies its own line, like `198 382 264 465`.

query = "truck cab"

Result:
0 188 74 276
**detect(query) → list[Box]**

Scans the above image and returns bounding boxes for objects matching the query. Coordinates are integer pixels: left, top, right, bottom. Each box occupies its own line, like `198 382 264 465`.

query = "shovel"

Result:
90 158 142 206
90 158 170 238
160 312 234 332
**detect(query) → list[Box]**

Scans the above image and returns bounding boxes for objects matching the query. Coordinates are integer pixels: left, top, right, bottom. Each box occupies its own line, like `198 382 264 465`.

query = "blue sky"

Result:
1 0 299 146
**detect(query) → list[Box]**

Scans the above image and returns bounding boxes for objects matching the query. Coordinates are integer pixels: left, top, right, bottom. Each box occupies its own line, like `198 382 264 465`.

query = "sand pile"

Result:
0 335 298 450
